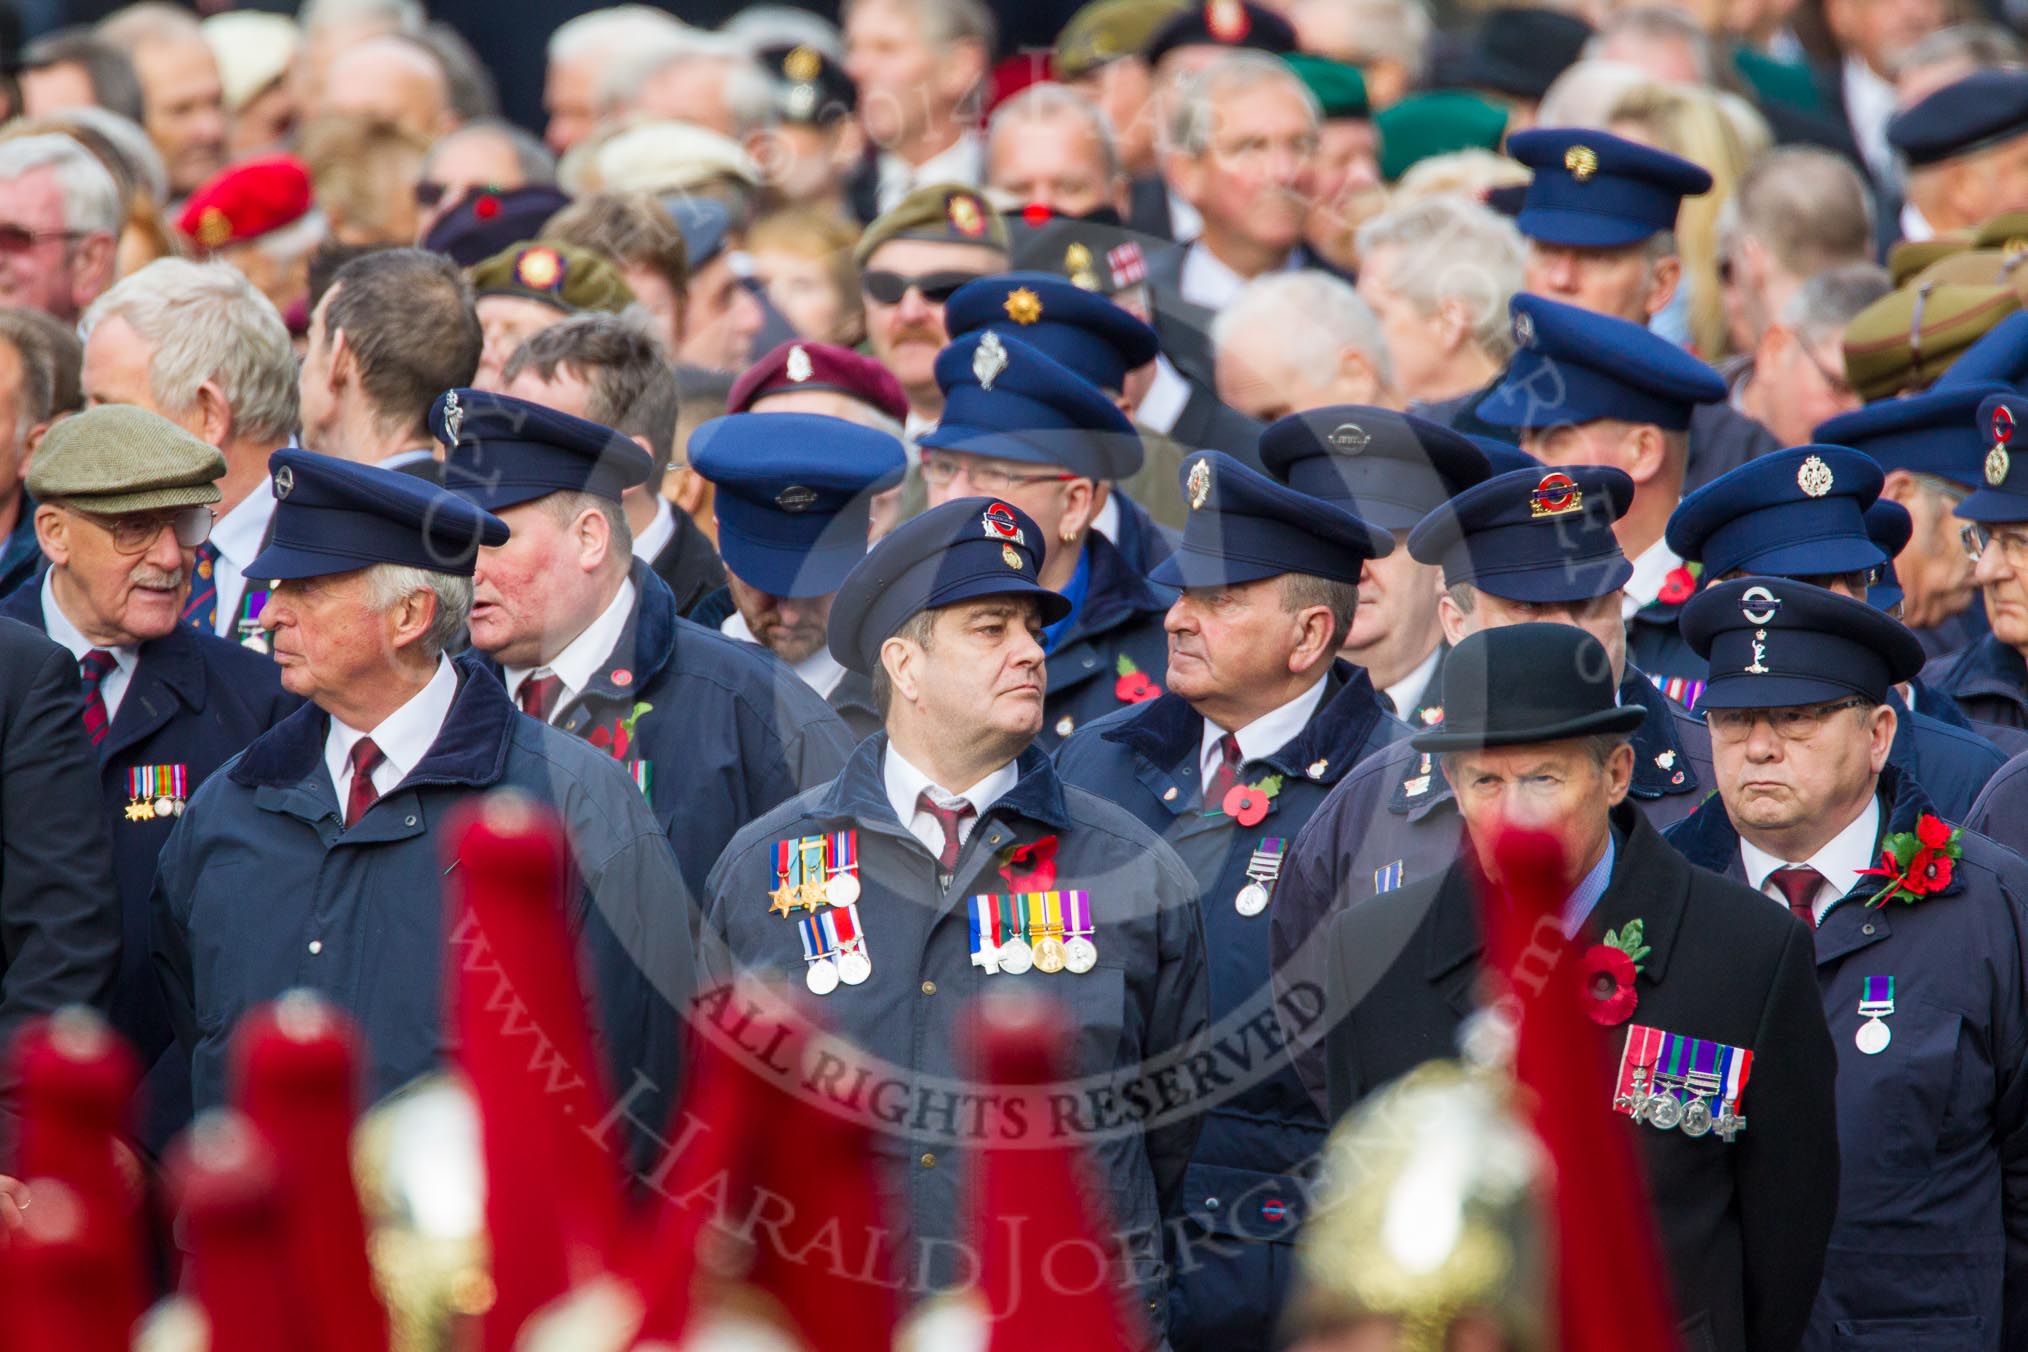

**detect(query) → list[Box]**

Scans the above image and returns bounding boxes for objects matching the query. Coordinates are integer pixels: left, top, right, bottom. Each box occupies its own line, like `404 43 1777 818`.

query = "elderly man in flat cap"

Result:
6 405 293 1147
151 449 693 1168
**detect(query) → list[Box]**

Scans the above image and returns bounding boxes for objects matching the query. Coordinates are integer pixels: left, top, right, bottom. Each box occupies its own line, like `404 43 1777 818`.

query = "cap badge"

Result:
1187 458 1212 509
1513 310 1535 348
273 465 295 500
783 45 821 82
783 81 819 120
982 501 1025 544
786 345 814 383
514 246 564 292
1064 242 1098 291
1564 145 1599 182
1990 404 2016 487
1328 422 1370 453
1206 0 1250 42
1107 241 1148 287
1528 471 1582 519
1740 584 1781 627
1796 454 1834 498
1004 287 1043 325
974 331 1009 390
947 192 986 238
443 388 464 443
195 205 232 249
1003 544 1023 570
775 485 818 513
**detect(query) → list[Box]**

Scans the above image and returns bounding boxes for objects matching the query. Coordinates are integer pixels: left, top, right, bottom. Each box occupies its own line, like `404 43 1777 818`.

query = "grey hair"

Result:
1587 6 1720 86
721 6 844 61
1718 146 1875 280
841 0 996 54
0 311 57 447
1281 572 1360 651
987 82 1123 185
1779 262 1893 344
93 1 202 50
1329 0 1432 71
0 134 122 237
1893 22 2025 80
1536 59 1652 131
79 259 299 446
21 29 144 124
421 118 558 187
1356 196 1526 362
365 563 472 659
1171 51 1321 157
1212 269 1393 388
547 6 687 66
599 32 777 135
299 0 425 35
871 608 939 718
42 105 169 205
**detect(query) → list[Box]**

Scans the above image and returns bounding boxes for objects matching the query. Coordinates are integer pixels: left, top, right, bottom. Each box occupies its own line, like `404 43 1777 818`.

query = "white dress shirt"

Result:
1167 187 1203 245
722 609 847 699
1381 643 1444 719
1842 54 1902 189
1899 200 1935 245
502 578 637 722
1198 678 1331 788
874 130 986 214
1177 241 1304 311
41 568 138 722
1740 797 1882 926
324 654 460 807
1091 493 1122 545
376 447 439 474
1136 356 1193 437
1622 536 1685 619
883 743 1019 861
631 497 676 567
207 480 277 638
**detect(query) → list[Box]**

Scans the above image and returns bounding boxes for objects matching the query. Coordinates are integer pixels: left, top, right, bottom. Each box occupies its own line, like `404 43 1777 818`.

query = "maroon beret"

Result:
730 340 910 423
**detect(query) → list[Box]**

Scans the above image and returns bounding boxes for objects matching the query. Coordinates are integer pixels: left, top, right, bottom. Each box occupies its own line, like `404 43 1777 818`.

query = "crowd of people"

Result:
1 0 2027 1347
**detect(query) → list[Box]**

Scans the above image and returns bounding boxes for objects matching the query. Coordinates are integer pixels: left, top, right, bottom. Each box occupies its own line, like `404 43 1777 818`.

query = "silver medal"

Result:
1234 882 1270 917
1855 1017 1891 1055
1679 1098 1713 1137
825 873 861 906
837 948 872 986
1063 936 1097 974
997 940 1034 975
1648 1093 1684 1131
153 797 175 819
805 959 840 996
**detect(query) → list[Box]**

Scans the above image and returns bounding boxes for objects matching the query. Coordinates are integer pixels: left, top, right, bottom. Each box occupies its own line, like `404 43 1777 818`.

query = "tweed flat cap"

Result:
26 405 225 514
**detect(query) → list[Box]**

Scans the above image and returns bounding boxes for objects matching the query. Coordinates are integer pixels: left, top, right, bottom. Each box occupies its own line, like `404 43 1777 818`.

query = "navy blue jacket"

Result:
1053 665 1406 1352
1668 767 2028 1351
1041 530 1175 750
151 652 696 1149
479 561 854 903
0 584 295 1145
700 735 1208 1341
1108 489 1179 577
1927 634 2028 758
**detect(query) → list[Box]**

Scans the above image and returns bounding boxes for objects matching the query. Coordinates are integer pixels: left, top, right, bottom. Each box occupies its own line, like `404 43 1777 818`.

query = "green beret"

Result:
1054 0 1189 80
1375 90 1509 183
467 240 635 314
1282 52 1369 120
26 405 225 515
1843 281 2022 402
853 183 1009 269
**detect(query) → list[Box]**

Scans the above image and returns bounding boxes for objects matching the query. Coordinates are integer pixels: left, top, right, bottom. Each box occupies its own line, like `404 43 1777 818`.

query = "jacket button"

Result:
405 815 418 827
307 940 322 955
1862 923 1875 935
921 980 936 996
920 1153 936 1169
1204 1197 1220 1210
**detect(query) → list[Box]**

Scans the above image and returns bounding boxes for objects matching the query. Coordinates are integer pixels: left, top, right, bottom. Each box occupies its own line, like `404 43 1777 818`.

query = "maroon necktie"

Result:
917 791 975 873
345 737 385 828
1206 732 1245 806
518 673 565 722
78 649 116 746
1768 866 1822 930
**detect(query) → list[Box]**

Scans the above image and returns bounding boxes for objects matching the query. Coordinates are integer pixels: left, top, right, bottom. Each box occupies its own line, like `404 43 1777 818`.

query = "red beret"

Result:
176 155 314 250
730 340 910 424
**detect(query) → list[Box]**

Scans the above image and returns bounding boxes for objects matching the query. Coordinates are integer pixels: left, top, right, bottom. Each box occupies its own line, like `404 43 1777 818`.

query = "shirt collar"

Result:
324 653 459 790
1562 830 1617 938
40 567 138 672
875 130 984 210
1090 492 1121 545
1167 187 1203 245
210 478 276 571
721 607 847 698
1622 536 1683 618
1381 642 1443 719
504 577 636 704
1899 200 1935 244
631 497 677 565
1739 795 1882 901
1198 675 1332 785
882 741 1020 826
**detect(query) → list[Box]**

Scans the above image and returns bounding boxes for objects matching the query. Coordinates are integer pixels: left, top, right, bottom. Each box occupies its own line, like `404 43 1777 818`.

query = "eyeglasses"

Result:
1961 522 2028 566
1794 338 1855 400
860 270 986 305
920 454 1076 495
0 224 84 254
71 505 215 554
1705 697 1873 742
414 180 504 208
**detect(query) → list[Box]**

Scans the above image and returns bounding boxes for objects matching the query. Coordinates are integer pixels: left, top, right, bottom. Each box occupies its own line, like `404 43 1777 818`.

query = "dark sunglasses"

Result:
414 181 505 208
860 269 985 305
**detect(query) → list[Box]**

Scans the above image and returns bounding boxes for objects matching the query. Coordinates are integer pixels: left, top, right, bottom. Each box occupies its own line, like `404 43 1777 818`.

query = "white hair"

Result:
366 563 473 659
1325 0 1431 70
1355 196 1526 362
1171 52 1320 157
547 6 688 67
598 30 777 136
721 6 844 61
95 1 203 50
299 0 424 35
987 82 1123 184
1536 59 1652 130
0 134 122 237
1213 270 1394 388
841 0 996 53
79 259 300 445
43 105 170 205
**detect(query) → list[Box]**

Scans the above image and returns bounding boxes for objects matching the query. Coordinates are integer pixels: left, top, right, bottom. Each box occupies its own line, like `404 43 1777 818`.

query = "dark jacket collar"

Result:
809 733 1075 837
0 574 212 717
473 558 679 706
1055 529 1172 649
1101 662 1388 790
230 649 512 791
1939 634 2028 712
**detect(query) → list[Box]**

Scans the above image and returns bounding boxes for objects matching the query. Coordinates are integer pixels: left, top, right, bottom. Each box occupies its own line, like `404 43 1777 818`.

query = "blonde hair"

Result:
1608 82 1772 360
298 115 430 245
746 205 864 344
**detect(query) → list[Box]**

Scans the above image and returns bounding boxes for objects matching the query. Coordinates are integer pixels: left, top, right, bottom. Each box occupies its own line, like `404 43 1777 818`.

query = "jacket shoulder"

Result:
709 786 838 883
1056 781 1196 891
1910 710 2008 769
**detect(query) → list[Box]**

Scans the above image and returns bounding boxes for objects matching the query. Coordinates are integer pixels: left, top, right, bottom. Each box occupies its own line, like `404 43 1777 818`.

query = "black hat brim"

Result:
1409 702 1648 753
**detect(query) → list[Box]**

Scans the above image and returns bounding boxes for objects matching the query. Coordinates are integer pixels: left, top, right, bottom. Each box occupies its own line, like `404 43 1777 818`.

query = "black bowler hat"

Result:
1445 6 1593 102
1409 623 1647 753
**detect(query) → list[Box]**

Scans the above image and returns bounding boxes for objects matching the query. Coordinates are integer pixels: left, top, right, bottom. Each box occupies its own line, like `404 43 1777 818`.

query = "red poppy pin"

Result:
1657 561 1702 607
1115 654 1161 703
1581 919 1650 1026
588 701 653 759
1858 812 1964 906
1222 774 1283 827
998 834 1059 892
